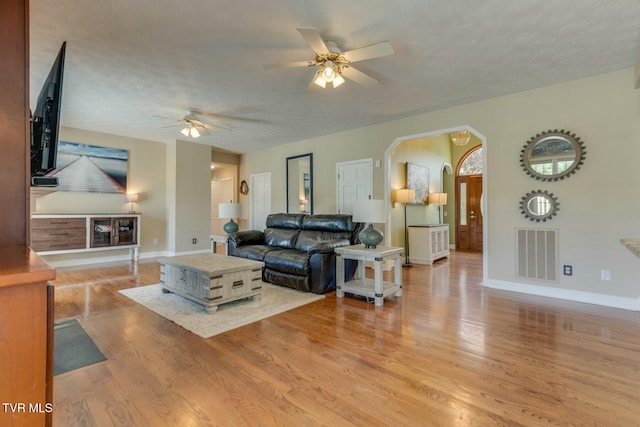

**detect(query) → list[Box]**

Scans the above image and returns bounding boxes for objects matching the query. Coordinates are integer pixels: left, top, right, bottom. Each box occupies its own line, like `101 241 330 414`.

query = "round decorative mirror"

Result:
520 190 559 222
520 129 586 181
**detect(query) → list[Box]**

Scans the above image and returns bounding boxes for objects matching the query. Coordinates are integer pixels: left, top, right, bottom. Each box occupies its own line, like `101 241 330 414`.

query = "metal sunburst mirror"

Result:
520 129 586 181
520 190 559 222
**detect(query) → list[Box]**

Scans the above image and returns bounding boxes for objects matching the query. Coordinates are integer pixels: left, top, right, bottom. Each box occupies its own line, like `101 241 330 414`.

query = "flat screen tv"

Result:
31 41 66 187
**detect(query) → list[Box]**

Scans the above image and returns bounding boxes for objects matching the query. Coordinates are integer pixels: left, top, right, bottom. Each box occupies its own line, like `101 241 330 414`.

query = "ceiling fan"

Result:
263 27 394 90
155 111 231 138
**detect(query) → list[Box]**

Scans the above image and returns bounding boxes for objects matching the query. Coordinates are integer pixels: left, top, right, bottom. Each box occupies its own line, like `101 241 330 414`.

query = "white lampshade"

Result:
428 192 448 205
332 73 345 88
126 193 139 213
352 199 386 224
219 202 242 219
393 189 415 205
313 70 327 88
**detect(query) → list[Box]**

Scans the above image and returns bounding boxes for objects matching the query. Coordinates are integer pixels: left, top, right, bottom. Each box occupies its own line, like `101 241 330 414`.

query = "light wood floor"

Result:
51 251 640 426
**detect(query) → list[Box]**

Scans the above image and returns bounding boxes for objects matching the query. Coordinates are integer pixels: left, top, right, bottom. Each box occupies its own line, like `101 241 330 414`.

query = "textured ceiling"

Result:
30 0 640 154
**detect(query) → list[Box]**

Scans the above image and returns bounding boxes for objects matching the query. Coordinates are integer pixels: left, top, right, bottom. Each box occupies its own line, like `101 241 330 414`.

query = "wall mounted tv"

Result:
31 41 66 187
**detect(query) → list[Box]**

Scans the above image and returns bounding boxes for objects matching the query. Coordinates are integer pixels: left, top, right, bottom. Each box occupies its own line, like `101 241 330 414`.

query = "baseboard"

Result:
40 248 219 268
170 249 212 257
42 250 169 268
483 279 640 311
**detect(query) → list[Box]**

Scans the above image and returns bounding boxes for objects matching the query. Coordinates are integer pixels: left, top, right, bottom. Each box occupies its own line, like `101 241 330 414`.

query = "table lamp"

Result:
352 199 386 248
219 202 242 234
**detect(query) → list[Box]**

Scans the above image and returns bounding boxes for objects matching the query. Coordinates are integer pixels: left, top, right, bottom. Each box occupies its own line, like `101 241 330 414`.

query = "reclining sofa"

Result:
228 213 363 294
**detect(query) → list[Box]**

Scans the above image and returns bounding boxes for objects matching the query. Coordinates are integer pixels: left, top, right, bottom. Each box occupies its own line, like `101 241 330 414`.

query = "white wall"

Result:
241 68 640 309
167 139 212 254
388 134 452 248
34 130 214 263
35 127 168 263
39 68 640 309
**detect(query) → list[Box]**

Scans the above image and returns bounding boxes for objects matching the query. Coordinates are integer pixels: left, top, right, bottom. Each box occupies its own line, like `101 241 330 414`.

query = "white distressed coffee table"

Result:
158 253 264 313
335 244 403 306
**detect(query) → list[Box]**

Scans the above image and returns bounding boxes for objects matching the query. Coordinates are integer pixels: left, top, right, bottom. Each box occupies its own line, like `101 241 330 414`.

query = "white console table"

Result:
408 224 450 265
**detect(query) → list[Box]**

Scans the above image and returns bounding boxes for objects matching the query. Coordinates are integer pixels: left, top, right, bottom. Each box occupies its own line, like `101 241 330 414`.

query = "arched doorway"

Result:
455 146 483 251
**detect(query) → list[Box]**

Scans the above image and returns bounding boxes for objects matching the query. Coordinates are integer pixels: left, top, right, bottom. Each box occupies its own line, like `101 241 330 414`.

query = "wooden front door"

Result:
456 175 483 251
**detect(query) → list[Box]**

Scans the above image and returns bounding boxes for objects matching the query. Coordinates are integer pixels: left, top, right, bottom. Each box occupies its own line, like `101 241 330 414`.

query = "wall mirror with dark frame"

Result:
520 129 586 181
519 190 559 222
286 153 313 214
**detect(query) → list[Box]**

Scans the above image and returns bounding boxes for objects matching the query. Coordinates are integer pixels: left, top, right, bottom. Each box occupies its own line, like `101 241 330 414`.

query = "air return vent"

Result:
516 228 558 282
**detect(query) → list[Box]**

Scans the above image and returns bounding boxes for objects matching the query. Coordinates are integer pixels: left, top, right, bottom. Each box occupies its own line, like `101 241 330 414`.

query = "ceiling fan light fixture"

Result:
450 130 471 146
332 73 345 88
313 70 327 88
322 60 337 82
180 122 201 138
313 62 344 89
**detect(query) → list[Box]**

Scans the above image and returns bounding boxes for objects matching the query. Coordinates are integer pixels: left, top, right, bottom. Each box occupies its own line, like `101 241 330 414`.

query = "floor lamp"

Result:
394 189 415 267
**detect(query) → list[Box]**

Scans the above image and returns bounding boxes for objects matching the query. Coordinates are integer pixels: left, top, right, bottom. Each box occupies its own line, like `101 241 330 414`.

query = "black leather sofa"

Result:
228 213 363 294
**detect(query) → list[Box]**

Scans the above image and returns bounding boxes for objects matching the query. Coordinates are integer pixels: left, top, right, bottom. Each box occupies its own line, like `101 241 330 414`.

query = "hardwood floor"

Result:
51 251 640 426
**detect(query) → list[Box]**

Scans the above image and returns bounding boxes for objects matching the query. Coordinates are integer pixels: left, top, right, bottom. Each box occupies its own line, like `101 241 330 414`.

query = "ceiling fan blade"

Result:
262 60 315 70
200 123 232 131
153 114 181 122
297 27 330 54
189 118 231 132
342 41 393 63
196 127 211 137
341 66 380 87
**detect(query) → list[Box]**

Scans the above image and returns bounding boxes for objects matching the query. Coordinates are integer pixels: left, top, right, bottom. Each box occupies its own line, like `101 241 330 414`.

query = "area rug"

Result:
119 283 324 339
54 318 106 376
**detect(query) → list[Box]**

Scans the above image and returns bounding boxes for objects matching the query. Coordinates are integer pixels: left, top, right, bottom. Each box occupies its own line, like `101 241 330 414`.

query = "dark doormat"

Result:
54 318 106 376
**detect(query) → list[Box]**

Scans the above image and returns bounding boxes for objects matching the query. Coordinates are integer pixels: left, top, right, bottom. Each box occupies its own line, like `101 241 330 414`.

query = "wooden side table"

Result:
335 244 403 306
210 234 229 254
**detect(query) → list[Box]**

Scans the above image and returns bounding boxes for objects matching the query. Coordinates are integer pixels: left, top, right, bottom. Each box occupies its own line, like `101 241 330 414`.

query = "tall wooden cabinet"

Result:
1 0 29 246
0 248 56 426
0 1 57 426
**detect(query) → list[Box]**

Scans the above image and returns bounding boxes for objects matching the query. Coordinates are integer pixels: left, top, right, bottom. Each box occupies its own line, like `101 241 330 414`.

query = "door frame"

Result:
384 125 488 283
455 174 483 251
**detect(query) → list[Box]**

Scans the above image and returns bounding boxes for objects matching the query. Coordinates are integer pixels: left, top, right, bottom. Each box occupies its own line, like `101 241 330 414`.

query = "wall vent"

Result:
516 228 558 282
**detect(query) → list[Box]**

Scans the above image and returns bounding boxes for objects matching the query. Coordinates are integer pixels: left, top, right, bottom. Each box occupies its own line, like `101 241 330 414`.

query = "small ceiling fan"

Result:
155 111 231 138
263 27 394 90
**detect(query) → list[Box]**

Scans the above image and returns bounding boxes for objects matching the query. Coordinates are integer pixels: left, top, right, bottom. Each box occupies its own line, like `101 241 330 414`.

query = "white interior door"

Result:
337 159 373 214
250 172 271 230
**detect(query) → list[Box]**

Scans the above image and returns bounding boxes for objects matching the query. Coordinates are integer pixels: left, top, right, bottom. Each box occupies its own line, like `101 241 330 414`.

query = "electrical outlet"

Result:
601 269 611 281
192 238 197 244
563 265 572 276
